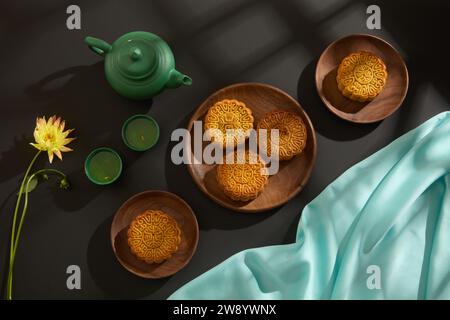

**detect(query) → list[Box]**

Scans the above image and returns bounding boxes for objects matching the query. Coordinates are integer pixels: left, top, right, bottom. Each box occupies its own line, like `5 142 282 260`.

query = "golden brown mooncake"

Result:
257 110 307 161
336 51 388 102
216 151 268 202
127 210 181 264
204 99 254 148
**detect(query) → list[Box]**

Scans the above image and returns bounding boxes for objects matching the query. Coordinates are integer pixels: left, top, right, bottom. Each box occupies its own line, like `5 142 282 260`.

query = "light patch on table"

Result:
292 0 351 22
193 3 292 76
170 0 247 24
241 43 312 92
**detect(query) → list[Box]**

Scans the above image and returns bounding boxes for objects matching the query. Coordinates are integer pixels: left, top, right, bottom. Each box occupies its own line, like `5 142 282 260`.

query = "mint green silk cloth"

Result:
170 112 450 300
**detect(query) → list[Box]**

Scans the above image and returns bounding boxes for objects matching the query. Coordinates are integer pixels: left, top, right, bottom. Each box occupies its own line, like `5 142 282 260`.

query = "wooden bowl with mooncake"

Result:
111 190 199 278
186 82 317 213
316 34 409 123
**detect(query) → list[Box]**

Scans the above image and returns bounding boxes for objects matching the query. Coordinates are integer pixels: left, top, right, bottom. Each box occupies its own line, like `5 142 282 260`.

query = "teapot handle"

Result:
85 36 112 57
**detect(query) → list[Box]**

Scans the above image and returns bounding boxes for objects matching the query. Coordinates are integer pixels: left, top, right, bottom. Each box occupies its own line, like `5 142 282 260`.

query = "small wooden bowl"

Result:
186 82 317 213
316 34 409 123
111 190 199 278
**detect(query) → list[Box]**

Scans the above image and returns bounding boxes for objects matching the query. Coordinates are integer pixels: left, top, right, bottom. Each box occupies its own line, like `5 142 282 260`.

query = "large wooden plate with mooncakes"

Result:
111 190 199 278
186 83 317 213
316 34 409 123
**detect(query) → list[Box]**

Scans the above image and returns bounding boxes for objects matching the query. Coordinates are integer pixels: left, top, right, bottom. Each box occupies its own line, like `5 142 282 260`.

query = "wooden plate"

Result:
186 82 317 213
316 34 409 123
111 190 199 278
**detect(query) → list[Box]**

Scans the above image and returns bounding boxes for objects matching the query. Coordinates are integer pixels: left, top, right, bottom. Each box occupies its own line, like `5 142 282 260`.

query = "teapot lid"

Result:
114 38 158 80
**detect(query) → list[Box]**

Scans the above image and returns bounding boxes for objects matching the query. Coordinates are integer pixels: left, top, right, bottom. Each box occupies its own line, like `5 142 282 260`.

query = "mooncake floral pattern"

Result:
257 110 307 161
217 151 268 201
204 99 254 147
336 51 388 102
127 210 181 263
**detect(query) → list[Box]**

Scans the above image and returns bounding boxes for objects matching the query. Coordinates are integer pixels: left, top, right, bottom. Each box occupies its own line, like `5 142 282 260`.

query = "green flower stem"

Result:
12 169 67 256
9 151 41 256
6 151 67 300
6 150 41 300
6 167 67 300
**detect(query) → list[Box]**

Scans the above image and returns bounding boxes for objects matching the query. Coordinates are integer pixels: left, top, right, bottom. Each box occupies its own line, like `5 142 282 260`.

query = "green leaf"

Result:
18 176 38 195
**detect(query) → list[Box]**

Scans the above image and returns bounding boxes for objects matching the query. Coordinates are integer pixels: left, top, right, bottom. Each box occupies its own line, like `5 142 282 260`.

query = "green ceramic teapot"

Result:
85 31 192 100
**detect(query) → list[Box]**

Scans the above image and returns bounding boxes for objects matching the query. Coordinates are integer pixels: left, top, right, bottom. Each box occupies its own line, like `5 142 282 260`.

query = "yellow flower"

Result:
30 116 75 163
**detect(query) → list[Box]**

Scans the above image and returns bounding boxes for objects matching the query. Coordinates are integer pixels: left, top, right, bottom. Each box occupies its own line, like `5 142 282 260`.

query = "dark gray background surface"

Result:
1 0 449 299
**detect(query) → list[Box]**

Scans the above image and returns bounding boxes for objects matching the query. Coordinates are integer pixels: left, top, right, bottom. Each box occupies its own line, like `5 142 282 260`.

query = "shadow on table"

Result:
297 59 380 141
87 215 167 299
0 135 48 184
21 63 151 212
363 0 450 138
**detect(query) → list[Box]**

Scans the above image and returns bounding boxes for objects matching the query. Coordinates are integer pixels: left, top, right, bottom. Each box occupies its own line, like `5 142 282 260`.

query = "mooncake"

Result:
257 110 307 161
204 99 254 148
336 51 388 102
217 151 268 201
127 210 182 264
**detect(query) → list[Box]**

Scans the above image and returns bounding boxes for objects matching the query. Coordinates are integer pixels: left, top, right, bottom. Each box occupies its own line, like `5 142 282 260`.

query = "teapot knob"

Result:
130 47 143 61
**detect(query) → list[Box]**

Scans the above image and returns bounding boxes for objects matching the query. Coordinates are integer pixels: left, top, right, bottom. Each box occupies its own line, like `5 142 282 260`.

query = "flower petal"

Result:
37 117 46 127
59 146 73 152
30 143 44 151
53 117 61 128
62 128 74 138
54 149 63 160
48 115 56 126
47 150 54 163
64 137 76 144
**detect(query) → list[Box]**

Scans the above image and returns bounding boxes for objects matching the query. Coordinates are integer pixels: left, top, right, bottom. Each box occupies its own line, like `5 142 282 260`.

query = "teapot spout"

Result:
166 69 192 88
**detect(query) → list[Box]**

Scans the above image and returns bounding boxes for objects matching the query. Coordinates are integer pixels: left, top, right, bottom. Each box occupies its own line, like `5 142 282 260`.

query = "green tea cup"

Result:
122 114 160 151
85 147 123 185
